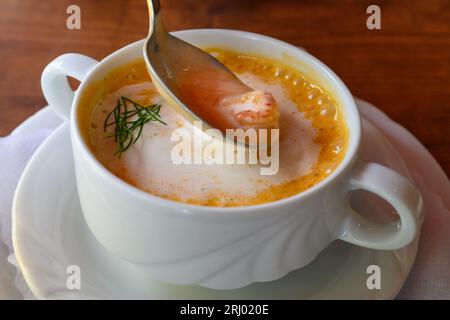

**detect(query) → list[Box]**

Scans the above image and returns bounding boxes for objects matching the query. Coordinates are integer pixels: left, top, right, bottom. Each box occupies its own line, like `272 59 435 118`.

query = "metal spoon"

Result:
143 0 277 133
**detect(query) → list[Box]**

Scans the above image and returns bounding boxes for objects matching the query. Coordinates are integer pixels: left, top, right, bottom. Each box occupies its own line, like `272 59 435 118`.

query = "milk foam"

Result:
89 73 320 203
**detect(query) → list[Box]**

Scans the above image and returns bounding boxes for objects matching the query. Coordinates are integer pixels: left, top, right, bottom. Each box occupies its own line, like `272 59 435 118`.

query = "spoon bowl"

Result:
143 0 278 134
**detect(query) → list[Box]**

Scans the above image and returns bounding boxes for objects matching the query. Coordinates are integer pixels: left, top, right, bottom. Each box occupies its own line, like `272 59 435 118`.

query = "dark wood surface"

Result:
1 0 449 175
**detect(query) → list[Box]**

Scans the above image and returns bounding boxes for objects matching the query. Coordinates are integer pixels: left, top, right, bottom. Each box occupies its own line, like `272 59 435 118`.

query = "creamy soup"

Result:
78 49 348 207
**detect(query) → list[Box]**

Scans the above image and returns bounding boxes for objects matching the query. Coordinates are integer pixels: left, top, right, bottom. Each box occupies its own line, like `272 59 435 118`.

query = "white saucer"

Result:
11 99 426 299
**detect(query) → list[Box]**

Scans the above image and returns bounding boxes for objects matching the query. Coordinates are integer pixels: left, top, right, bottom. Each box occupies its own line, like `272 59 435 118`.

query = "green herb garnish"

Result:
104 96 166 157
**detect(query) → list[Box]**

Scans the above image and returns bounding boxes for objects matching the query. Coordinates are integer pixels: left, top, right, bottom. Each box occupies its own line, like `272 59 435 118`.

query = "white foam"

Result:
89 74 320 203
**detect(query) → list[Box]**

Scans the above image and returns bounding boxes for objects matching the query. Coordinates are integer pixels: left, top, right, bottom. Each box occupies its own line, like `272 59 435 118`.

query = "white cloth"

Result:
0 131 52 249
0 119 449 299
0 130 52 299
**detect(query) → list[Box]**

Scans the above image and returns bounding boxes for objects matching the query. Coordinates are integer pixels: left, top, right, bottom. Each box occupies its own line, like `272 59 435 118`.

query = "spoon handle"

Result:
147 0 161 14
147 0 162 34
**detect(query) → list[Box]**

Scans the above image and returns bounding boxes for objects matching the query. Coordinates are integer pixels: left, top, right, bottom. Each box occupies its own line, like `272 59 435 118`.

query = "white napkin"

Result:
0 130 52 299
0 131 52 248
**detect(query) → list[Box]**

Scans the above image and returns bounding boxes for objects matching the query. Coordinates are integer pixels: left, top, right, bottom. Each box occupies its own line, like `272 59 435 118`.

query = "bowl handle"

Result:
41 54 98 119
336 161 423 250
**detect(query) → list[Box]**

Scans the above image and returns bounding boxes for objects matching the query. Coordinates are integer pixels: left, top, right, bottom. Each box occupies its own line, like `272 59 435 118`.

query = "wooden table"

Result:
1 0 449 175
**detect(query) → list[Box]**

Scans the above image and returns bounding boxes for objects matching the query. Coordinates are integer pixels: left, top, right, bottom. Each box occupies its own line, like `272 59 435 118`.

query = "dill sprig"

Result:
104 96 166 157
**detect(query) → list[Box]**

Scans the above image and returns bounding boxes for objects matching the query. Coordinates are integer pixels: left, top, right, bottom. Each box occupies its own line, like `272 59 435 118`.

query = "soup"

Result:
78 49 348 207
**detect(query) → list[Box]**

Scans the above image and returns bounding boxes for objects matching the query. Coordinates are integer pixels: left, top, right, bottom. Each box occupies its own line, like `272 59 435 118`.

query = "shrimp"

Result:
221 90 280 130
